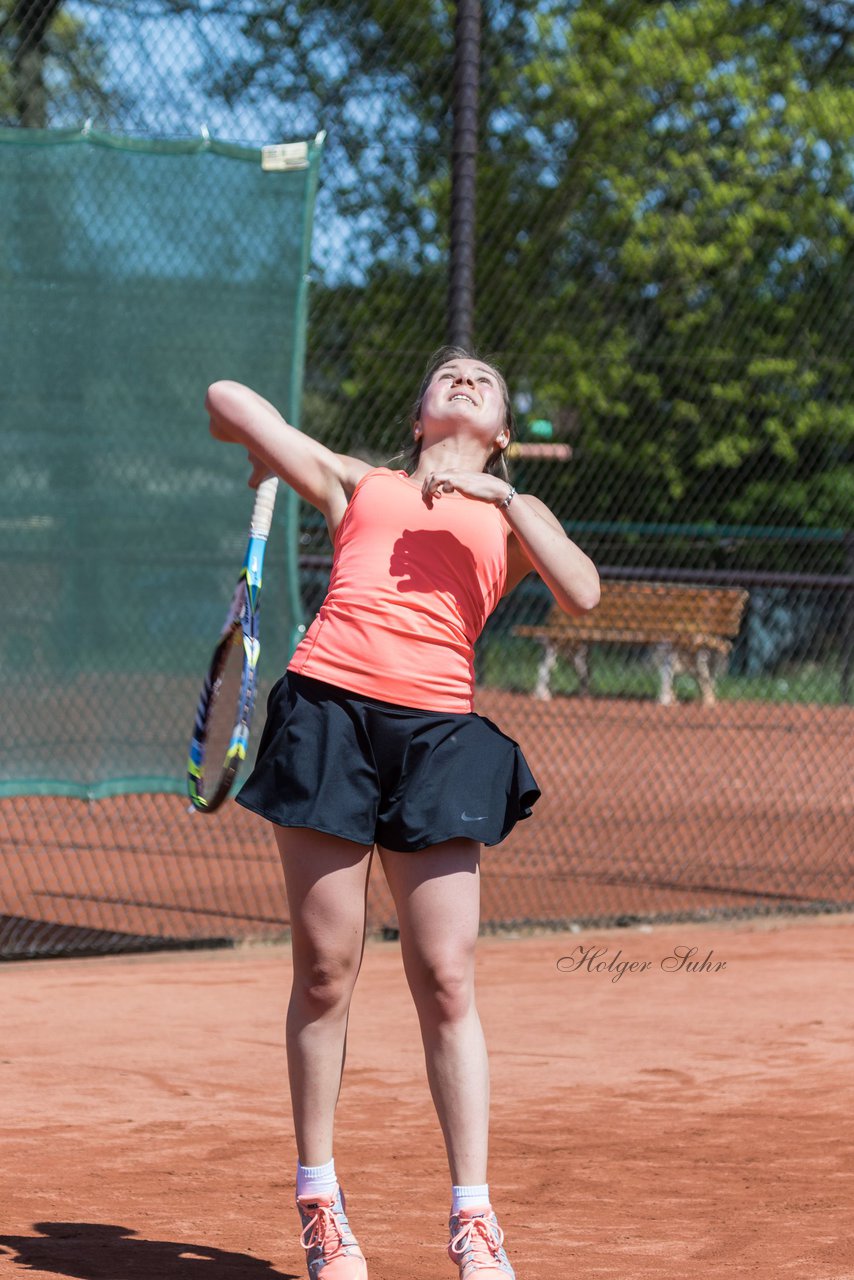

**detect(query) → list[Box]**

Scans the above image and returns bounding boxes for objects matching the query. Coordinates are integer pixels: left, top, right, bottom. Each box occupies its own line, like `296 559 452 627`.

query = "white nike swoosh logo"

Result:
461 813 487 821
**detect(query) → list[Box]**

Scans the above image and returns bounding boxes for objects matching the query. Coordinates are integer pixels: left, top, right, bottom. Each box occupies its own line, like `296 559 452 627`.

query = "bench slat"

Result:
514 625 733 651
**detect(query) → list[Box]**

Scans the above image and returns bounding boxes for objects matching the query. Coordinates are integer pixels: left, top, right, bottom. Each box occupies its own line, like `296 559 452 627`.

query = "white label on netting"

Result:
261 142 309 171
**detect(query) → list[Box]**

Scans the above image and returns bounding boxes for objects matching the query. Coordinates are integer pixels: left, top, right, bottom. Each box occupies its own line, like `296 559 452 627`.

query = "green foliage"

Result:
474 0 854 527
238 0 852 533
0 0 120 126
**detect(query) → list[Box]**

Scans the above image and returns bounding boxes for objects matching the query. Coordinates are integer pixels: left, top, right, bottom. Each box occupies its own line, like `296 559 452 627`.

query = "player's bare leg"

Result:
379 840 514 1276
275 827 374 1166
378 838 488 1185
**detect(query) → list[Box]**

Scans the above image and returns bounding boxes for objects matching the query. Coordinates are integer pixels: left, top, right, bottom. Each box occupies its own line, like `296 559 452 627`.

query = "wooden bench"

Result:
514 581 749 706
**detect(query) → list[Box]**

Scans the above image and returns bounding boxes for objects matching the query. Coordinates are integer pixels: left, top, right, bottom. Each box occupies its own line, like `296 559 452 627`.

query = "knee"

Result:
293 955 359 1015
413 957 475 1026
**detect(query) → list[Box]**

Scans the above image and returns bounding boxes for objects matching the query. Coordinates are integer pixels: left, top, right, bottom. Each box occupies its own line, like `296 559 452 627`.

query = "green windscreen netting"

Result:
0 128 323 797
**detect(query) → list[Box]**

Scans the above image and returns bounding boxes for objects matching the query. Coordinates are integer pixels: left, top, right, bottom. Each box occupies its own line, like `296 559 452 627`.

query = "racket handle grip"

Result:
249 475 279 538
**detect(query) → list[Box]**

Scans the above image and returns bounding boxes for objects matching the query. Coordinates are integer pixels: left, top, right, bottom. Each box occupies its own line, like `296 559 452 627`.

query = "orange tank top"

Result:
288 468 509 712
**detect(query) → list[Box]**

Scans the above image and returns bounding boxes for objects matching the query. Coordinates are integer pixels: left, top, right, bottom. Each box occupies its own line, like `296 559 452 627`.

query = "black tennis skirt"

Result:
235 671 541 853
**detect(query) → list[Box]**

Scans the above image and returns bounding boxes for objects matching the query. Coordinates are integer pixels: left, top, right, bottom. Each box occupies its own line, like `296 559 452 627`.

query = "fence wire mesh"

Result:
1 0 852 958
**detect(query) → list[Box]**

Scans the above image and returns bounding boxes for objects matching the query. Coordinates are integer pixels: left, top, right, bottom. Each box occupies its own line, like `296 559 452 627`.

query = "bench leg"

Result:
656 643 675 705
572 645 590 697
534 641 557 701
696 646 716 707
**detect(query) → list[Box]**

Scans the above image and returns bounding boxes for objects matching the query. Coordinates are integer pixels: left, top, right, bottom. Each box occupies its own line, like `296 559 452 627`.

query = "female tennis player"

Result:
205 347 599 1280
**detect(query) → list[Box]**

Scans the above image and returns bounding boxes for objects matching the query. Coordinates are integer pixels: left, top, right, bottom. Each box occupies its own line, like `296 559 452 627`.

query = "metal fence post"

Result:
448 0 480 351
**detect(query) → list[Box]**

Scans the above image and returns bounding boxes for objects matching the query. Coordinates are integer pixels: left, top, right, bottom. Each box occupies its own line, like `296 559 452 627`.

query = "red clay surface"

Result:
1 692 851 957
2 914 853 1279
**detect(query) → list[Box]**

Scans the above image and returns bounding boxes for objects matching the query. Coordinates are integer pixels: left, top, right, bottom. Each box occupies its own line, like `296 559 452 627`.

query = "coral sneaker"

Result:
296 1187 368 1279
448 1204 515 1279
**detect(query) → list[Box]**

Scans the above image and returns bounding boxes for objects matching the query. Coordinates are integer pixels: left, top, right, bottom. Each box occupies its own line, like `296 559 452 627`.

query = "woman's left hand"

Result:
421 470 512 507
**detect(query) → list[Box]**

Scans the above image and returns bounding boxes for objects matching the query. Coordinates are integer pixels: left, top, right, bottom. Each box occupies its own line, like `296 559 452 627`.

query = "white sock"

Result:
297 1157 338 1201
452 1183 490 1214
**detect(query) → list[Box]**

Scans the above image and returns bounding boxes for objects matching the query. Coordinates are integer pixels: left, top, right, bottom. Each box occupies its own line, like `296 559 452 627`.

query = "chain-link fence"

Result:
1 0 852 958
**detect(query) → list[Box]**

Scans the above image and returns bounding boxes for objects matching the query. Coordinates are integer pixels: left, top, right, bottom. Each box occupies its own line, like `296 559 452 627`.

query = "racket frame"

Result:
187 476 279 813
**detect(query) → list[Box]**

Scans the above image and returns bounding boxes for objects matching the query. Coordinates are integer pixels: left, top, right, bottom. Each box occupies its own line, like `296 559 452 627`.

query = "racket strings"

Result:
198 626 247 800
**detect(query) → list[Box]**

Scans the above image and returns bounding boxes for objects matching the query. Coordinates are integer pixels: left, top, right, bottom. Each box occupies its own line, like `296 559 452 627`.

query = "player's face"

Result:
419 359 509 452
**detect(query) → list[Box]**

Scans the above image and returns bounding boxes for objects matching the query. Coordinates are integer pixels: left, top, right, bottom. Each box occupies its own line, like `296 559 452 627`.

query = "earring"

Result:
414 427 422 440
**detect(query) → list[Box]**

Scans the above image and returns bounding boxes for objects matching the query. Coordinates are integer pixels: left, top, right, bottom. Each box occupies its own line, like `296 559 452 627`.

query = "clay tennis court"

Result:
2 911 852 1280
2 690 851 957
2 689 851 1277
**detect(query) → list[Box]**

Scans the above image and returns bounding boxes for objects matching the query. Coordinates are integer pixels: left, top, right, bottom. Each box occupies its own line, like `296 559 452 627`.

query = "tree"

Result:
479 0 854 530
198 1 854 532
1 0 118 127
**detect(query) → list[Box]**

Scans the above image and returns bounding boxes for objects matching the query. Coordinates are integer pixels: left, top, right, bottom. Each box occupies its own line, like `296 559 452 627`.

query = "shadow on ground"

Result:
0 1222 298 1280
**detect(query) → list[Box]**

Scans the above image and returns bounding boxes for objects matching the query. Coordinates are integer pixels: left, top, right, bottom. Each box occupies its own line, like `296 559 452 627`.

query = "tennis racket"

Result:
187 475 279 813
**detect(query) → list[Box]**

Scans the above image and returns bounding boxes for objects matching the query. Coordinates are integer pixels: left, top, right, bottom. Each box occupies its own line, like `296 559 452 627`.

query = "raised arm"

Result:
205 380 371 536
503 493 600 616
